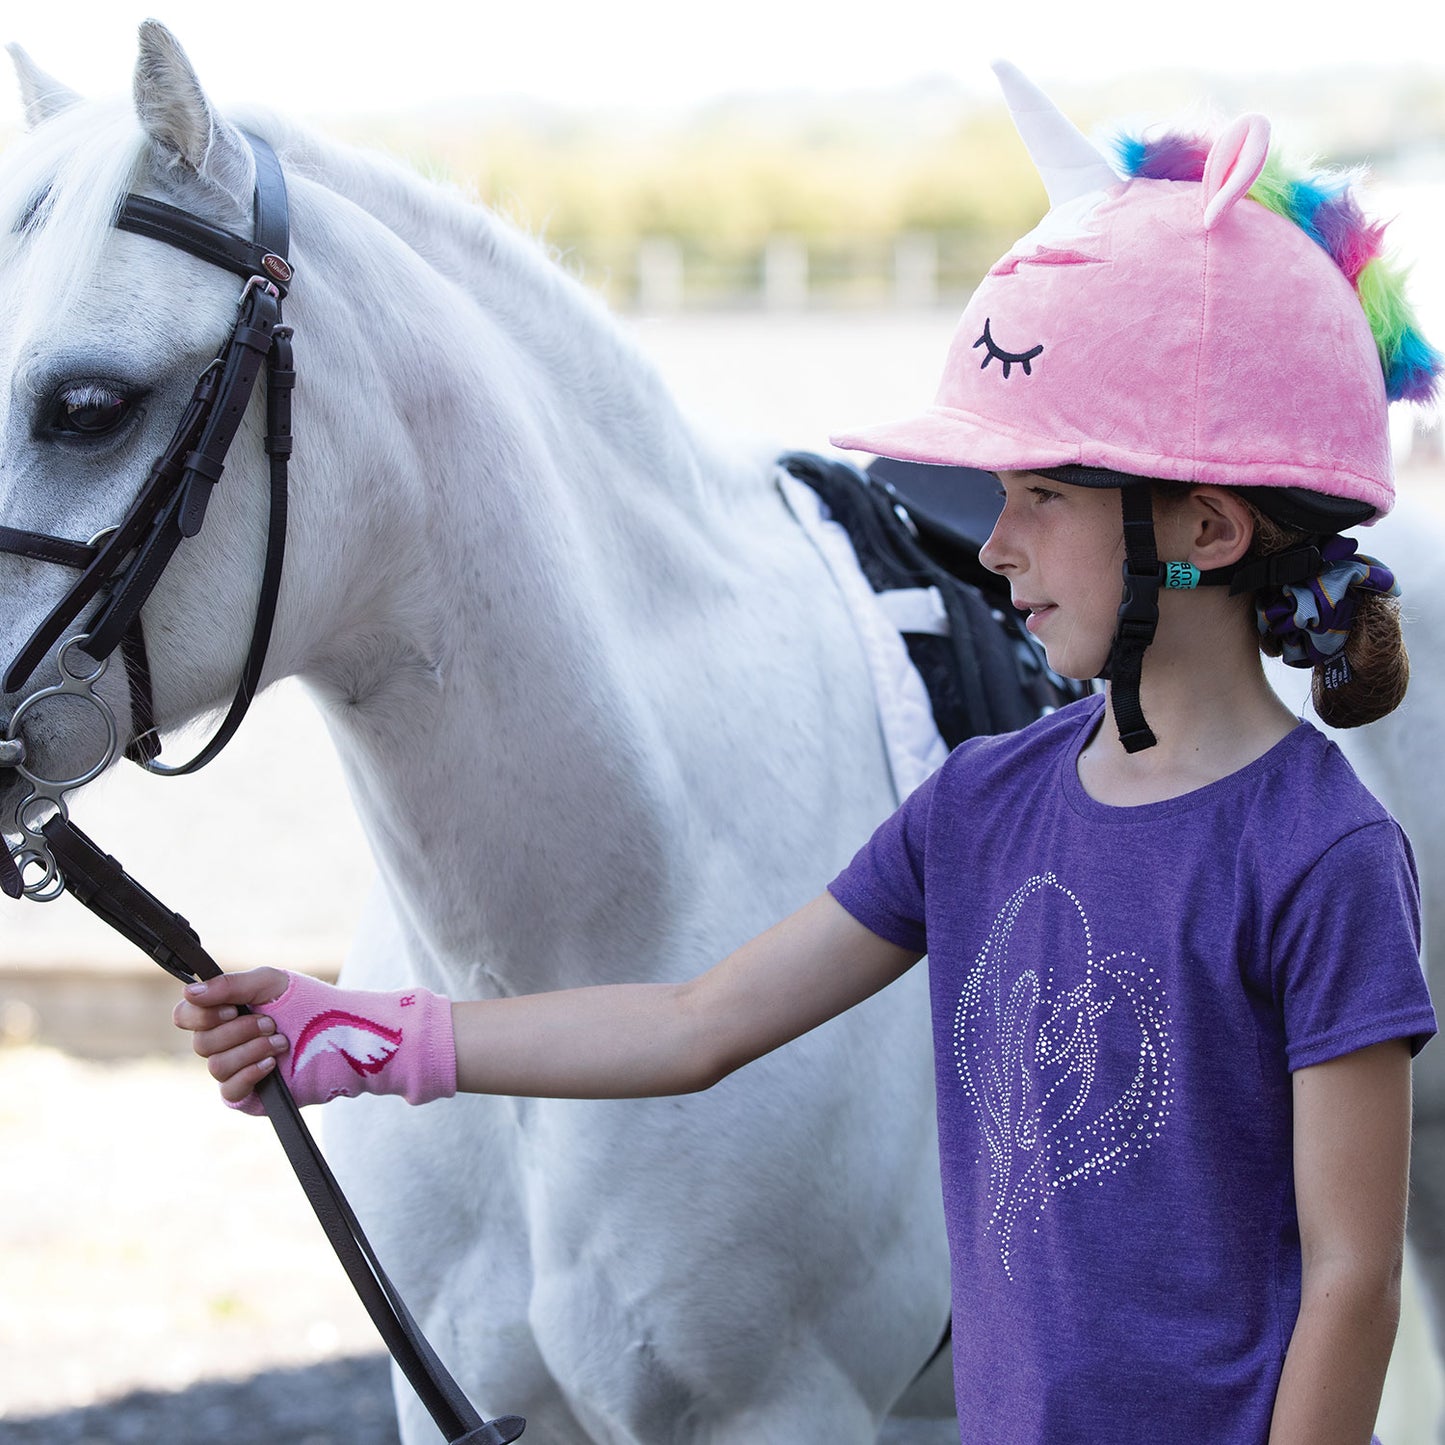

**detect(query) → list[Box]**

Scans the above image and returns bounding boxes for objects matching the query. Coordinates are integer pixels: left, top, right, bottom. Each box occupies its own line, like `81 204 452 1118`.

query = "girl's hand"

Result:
173 968 292 1105
174 969 458 1112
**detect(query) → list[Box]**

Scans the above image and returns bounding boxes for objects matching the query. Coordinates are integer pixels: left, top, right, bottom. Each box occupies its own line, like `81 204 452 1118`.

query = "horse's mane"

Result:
1 94 630 352
0 94 740 503
268 113 669 406
259 112 725 492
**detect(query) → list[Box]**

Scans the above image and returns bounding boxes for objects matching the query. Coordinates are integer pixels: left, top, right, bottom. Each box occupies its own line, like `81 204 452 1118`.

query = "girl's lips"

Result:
1017 601 1055 635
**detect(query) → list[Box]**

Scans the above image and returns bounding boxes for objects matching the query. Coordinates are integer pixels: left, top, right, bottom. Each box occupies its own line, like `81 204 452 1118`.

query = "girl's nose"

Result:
979 513 1017 576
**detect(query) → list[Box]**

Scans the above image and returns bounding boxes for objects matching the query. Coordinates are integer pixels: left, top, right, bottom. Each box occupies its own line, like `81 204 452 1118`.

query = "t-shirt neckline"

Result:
1061 694 1314 824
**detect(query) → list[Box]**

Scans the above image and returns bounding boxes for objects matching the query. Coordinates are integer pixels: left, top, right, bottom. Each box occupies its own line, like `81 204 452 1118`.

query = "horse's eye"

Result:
49 384 134 437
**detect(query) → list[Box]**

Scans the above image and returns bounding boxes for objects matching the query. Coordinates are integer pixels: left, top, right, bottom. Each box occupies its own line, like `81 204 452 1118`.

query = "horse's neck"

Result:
277 147 865 991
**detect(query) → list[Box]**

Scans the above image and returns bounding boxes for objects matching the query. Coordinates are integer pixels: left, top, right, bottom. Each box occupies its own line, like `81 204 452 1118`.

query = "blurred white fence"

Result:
580 229 1002 312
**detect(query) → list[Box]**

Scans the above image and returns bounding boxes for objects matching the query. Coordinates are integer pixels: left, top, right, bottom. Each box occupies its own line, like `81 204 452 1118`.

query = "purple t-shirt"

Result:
829 695 1435 1445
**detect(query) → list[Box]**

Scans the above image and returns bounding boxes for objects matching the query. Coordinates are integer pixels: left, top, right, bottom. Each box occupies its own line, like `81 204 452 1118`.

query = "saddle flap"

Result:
779 451 1089 752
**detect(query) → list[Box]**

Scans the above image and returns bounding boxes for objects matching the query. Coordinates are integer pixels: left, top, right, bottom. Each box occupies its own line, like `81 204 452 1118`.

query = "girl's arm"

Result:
174 892 923 1105
1267 1038 1413 1445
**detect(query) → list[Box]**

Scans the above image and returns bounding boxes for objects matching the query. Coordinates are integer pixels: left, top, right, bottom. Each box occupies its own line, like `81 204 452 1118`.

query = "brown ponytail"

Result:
1244 505 1409 728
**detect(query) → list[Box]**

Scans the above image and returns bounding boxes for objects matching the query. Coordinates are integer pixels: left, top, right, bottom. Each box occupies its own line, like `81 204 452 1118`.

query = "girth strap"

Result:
40 814 526 1445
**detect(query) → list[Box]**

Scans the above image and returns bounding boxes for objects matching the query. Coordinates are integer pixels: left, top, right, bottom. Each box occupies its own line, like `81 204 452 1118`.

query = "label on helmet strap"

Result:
1165 562 1201 590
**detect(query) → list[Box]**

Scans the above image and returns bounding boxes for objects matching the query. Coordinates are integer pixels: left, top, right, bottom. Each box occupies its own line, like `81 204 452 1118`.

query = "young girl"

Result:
176 65 1439 1445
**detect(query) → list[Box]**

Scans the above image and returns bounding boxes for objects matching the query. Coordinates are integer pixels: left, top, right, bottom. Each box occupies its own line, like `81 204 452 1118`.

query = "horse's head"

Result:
1 23 288 886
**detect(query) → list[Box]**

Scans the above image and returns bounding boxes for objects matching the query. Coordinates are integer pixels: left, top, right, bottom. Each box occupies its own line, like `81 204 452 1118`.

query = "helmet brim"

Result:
829 408 1079 475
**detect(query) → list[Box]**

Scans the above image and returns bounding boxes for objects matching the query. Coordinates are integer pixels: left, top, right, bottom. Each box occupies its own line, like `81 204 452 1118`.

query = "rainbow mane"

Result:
1114 131 1442 405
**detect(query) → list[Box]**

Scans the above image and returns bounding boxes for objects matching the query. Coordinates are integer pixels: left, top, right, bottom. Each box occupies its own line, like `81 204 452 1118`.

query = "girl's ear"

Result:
1183 486 1255 570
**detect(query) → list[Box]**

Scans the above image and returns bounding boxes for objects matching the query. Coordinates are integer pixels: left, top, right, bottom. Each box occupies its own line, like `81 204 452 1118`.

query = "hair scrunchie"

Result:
1256 535 1399 669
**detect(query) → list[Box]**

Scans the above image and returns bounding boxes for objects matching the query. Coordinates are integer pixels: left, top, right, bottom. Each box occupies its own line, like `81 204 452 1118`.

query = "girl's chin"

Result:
1038 642 1110 684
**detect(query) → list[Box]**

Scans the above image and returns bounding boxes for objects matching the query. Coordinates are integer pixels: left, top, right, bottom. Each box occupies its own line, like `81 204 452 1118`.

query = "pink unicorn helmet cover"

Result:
831 63 1441 520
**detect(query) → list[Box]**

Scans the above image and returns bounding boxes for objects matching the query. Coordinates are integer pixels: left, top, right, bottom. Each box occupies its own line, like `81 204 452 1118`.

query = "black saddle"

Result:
780 452 1087 750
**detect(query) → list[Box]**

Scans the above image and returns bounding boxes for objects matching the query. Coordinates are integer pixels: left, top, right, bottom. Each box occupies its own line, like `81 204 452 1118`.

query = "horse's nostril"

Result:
0 736 26 767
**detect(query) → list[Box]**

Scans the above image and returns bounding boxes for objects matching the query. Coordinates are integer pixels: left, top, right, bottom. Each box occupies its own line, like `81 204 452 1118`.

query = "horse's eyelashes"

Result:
47 383 137 439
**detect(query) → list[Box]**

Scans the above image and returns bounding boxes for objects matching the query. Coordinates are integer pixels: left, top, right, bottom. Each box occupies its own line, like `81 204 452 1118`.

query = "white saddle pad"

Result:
778 467 949 802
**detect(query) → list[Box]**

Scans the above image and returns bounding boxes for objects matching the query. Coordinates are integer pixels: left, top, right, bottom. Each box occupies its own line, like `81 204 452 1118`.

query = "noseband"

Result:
1 132 294 899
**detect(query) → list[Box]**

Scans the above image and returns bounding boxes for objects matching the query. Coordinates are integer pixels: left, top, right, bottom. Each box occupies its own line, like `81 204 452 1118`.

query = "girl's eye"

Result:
1027 487 1061 503
48 383 135 438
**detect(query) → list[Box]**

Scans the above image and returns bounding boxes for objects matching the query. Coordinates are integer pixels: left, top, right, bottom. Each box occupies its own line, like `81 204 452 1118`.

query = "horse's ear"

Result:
132 20 254 224
7 44 83 127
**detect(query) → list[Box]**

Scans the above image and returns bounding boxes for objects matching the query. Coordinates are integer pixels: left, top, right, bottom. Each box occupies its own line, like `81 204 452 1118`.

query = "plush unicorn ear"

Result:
132 20 254 224
6 44 83 127
992 59 1119 208
1201 114 1271 230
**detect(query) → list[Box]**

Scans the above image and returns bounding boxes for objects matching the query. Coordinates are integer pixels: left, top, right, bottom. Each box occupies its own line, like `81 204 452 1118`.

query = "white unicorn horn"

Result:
992 59 1118 207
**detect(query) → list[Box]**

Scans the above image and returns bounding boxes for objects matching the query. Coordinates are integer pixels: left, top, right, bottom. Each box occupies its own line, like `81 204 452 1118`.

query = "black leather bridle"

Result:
0 132 524 1445
1 131 294 776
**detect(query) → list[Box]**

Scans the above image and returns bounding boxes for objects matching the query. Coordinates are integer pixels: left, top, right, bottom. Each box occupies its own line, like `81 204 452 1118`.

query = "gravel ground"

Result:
0 1046 404 1443
0 1043 1442 1444
0 1356 399 1445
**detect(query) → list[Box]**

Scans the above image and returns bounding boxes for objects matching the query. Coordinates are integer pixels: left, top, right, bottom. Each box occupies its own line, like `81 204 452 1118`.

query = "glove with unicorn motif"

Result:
230 971 458 1114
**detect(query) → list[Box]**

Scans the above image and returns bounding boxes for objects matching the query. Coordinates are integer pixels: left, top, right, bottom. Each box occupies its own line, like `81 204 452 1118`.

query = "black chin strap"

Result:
1106 488 1332 754
1107 487 1163 754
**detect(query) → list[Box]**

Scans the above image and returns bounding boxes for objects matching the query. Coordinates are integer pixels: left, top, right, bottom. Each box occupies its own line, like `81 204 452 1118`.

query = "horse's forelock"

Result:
0 99 148 329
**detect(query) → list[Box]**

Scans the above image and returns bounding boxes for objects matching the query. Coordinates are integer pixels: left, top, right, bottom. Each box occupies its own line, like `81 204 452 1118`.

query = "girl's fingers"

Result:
220 1053 281 1106
178 966 290 1017
182 1010 277 1059
174 998 236 1033
208 1030 289 1092
169 966 293 1110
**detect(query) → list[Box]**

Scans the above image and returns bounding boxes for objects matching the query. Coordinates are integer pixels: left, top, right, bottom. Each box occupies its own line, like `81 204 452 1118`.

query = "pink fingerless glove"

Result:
232 972 458 1115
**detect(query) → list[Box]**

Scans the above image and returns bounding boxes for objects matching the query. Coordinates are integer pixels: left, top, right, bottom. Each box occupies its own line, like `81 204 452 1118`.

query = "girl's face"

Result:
979 472 1125 680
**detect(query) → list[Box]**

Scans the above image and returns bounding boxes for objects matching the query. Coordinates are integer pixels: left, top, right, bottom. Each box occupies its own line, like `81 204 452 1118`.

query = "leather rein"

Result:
0 134 524 1445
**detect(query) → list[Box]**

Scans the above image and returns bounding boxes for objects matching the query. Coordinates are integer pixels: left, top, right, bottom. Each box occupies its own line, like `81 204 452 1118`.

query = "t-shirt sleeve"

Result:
1277 819 1436 1070
827 768 939 955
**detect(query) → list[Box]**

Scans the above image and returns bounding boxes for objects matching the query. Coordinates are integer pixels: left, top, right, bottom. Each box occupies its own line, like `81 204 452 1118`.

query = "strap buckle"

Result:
1116 559 1163 644
238 272 282 309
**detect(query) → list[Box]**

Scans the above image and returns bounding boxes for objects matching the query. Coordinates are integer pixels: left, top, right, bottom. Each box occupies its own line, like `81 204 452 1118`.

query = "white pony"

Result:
0 23 957 1445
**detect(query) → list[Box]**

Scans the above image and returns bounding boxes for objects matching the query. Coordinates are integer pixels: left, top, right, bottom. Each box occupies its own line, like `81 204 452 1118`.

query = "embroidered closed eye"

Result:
974 318 1043 379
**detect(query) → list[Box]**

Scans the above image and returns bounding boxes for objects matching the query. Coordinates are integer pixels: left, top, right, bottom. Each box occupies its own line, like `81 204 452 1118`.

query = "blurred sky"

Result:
3 0 1443 120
